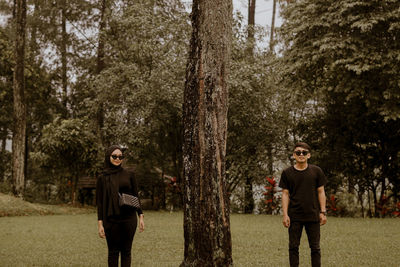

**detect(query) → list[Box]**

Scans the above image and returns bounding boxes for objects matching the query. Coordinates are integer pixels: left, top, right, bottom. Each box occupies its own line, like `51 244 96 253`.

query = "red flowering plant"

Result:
392 202 400 217
263 177 281 214
166 177 179 191
164 176 181 211
375 195 390 217
326 194 340 216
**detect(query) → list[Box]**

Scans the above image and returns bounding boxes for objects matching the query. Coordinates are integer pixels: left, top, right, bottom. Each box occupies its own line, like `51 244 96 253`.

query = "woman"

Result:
96 145 145 267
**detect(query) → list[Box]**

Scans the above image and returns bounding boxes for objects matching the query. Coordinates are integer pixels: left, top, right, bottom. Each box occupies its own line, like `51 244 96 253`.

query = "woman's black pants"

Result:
288 221 321 267
105 218 137 267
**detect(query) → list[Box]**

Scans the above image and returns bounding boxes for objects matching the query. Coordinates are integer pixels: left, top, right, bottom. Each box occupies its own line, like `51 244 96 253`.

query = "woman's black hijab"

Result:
103 145 123 217
103 145 123 175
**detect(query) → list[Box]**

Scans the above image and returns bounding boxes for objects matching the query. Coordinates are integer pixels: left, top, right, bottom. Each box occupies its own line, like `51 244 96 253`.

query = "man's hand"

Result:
319 213 327 226
281 189 290 228
98 221 106 238
282 214 290 228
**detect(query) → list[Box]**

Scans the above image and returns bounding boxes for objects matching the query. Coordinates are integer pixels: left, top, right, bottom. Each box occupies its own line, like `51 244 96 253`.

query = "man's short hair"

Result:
294 142 311 152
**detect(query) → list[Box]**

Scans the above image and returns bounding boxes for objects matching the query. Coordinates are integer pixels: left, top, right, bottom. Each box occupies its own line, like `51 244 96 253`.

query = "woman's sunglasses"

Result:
111 155 124 160
294 150 309 156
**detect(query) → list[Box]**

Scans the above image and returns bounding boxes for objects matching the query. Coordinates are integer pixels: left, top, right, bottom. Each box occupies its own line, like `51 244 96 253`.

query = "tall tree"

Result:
60 0 68 114
181 0 233 266
12 0 27 197
243 0 256 214
95 0 107 148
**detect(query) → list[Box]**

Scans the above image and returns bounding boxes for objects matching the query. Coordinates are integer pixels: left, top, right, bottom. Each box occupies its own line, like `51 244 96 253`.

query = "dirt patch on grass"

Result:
0 192 95 217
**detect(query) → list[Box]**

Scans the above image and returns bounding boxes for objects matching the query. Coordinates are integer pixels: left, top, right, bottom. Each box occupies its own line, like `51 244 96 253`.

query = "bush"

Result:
328 192 361 217
0 181 12 194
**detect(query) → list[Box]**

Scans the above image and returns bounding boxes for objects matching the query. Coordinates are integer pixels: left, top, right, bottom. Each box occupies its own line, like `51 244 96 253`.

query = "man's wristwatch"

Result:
320 211 327 216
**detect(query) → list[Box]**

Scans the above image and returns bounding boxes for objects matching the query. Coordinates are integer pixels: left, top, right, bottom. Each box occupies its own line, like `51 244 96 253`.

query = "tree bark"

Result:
12 0 27 197
181 0 233 266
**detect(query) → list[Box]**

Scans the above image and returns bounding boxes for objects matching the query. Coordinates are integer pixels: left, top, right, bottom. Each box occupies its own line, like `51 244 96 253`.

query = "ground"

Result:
0 194 399 266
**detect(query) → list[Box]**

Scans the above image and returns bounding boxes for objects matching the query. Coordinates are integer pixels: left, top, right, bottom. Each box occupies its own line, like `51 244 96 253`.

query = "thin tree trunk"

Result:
96 0 107 147
161 168 166 210
247 0 256 56
97 0 106 74
267 143 273 175
71 171 80 205
243 0 256 214
244 175 254 214
269 0 276 52
181 0 233 266
2 134 7 183
1 134 6 152
61 1 68 115
29 0 39 63
12 0 27 197
367 189 372 218
372 186 379 217
358 191 365 218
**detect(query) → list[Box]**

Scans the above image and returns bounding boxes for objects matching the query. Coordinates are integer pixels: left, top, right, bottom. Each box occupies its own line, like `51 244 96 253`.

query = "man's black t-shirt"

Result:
279 164 327 222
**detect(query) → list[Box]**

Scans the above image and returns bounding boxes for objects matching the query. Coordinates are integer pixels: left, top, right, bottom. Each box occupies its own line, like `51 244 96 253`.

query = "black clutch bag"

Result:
118 193 141 209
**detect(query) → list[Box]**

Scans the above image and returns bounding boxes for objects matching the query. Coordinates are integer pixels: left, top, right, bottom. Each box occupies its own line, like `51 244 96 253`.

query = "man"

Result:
279 142 327 267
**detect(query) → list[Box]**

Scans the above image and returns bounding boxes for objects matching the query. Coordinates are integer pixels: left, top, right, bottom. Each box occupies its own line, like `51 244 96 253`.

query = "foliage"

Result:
335 192 360 217
279 0 400 216
75 0 189 195
34 117 99 202
227 13 293 213
1 0 190 206
38 117 98 172
0 150 11 185
0 29 13 147
280 0 400 120
1 0 398 216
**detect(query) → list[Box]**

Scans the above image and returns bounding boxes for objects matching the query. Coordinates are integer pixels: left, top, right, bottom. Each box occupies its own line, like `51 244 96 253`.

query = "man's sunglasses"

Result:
111 155 124 160
294 150 309 156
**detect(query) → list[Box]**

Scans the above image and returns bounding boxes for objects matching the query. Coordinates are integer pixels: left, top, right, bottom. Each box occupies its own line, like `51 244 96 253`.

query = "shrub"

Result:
329 192 361 217
262 177 281 215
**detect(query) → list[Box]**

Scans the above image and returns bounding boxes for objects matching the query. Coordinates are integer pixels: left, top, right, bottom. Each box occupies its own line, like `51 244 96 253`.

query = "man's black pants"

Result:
288 221 321 267
105 218 137 267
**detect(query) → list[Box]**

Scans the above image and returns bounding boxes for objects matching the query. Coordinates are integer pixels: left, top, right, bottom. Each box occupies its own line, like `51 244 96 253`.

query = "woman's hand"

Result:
139 215 145 232
98 220 105 238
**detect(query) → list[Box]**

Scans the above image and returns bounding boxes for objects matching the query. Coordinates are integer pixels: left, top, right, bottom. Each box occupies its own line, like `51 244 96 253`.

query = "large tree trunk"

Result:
181 0 233 266
12 0 27 197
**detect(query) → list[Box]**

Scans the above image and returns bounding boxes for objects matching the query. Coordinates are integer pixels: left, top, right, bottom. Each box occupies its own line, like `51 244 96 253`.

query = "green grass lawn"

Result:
0 211 399 266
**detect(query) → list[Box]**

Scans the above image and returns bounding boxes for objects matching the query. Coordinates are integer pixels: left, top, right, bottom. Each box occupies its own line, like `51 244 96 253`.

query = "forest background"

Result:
0 0 399 218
